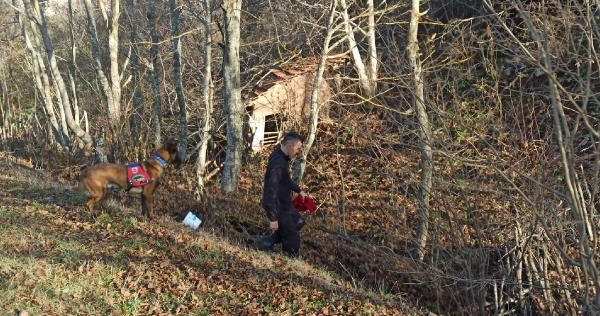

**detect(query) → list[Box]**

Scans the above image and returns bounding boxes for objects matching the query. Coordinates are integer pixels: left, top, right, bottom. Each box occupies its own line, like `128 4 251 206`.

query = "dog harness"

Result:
126 163 153 187
125 154 169 189
152 153 169 167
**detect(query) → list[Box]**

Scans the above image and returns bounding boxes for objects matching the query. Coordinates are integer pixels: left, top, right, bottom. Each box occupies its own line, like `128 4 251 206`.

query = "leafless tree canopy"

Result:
1 0 599 314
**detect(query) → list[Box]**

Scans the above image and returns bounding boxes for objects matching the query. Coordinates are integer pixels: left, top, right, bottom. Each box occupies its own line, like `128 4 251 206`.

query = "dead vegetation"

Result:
1 0 599 315
0 152 421 315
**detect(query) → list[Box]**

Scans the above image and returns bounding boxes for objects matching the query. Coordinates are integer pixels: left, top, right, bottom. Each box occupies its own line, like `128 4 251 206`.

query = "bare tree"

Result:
82 0 111 114
220 0 243 194
366 0 377 91
516 0 600 311
147 0 162 148
338 0 377 97
14 0 68 149
0 61 7 140
126 0 143 146
108 0 122 127
24 0 92 147
0 46 14 141
82 0 122 129
293 0 339 183
408 0 433 261
189 0 215 199
483 0 600 312
169 0 188 160
67 0 80 126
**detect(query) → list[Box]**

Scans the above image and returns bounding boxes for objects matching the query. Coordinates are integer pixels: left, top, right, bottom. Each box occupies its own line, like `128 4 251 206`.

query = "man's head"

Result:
281 131 304 159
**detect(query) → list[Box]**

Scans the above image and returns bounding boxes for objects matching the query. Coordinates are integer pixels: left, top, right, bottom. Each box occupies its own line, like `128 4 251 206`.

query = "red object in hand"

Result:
293 195 317 213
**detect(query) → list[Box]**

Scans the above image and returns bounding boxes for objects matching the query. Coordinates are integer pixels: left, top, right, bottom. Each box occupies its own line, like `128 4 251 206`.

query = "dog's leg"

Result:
141 194 152 218
81 178 104 216
86 193 103 216
141 184 156 218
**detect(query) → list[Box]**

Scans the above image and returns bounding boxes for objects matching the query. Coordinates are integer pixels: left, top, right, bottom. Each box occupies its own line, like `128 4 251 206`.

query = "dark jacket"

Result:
262 146 301 221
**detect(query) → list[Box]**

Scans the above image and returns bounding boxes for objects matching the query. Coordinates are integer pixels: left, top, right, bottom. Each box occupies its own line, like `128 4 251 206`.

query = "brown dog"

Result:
79 141 182 218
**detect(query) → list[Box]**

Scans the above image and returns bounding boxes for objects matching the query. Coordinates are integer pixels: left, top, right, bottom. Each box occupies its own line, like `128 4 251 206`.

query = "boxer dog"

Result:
79 140 182 218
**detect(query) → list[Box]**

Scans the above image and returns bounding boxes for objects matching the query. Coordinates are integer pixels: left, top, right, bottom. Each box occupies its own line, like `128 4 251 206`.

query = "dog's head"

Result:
154 140 183 169
164 140 183 168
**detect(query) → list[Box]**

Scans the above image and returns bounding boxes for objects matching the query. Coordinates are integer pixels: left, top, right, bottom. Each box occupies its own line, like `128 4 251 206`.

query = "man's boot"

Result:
254 215 304 252
253 235 274 251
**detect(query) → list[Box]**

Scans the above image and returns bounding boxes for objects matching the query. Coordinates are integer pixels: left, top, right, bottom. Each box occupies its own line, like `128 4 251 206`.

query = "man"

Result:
255 131 307 256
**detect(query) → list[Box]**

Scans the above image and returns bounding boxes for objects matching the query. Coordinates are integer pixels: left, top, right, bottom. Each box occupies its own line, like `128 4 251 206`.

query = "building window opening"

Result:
262 114 282 147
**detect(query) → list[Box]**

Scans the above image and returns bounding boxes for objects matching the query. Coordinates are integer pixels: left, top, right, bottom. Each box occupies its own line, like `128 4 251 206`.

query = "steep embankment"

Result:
0 152 424 315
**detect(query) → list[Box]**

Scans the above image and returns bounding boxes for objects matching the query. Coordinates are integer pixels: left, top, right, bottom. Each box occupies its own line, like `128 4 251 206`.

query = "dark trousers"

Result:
272 210 303 256
257 210 304 256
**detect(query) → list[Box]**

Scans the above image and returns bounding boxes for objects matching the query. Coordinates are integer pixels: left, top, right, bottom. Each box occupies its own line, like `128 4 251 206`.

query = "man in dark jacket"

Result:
254 131 306 256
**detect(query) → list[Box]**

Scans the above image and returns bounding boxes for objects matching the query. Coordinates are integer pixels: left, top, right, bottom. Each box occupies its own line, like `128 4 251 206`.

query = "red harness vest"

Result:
126 163 152 187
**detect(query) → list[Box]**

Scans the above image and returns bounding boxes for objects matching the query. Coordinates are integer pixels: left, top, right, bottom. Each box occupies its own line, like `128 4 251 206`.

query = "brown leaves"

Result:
0 147 419 315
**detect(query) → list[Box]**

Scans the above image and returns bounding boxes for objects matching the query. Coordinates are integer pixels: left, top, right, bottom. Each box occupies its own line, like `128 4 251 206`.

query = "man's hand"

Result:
269 220 279 232
299 191 307 198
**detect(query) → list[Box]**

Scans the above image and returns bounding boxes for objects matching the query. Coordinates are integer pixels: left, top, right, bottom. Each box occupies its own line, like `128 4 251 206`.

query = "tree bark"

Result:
108 0 122 126
0 53 10 140
15 0 67 149
126 0 143 145
147 0 163 148
220 0 243 194
82 0 115 120
170 0 188 160
292 0 338 183
82 0 122 129
408 0 433 261
67 0 79 125
25 0 92 147
515 0 600 308
191 0 214 199
366 0 377 91
339 0 373 97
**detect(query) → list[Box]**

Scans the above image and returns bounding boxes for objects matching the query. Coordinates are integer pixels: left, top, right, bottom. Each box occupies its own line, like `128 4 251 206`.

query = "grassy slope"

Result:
0 153 424 316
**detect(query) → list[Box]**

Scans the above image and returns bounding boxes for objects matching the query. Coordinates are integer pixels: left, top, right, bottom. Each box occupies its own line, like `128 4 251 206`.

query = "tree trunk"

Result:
82 0 115 119
67 0 79 125
126 0 143 146
366 0 377 91
82 0 122 129
25 0 92 147
339 0 373 97
408 0 433 261
193 0 214 199
147 0 163 148
15 0 68 149
0 57 9 140
108 0 122 126
514 0 600 308
50 71 70 143
170 0 188 161
292 0 338 183
220 0 243 194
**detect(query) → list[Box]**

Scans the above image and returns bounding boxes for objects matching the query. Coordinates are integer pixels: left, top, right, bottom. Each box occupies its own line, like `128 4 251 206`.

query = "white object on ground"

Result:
182 211 202 230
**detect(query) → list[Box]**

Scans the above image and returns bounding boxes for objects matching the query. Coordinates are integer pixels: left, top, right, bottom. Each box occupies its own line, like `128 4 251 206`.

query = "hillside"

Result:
0 151 425 316
1 0 599 313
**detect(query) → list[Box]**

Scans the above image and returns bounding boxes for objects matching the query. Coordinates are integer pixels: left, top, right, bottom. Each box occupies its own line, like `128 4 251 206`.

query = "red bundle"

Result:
293 195 317 213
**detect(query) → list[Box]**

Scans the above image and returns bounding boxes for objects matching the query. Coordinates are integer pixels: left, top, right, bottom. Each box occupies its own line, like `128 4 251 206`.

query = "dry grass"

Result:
0 154 422 316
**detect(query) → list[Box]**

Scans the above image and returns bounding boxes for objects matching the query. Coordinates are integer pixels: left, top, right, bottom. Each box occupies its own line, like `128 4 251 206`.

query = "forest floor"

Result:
0 150 427 315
